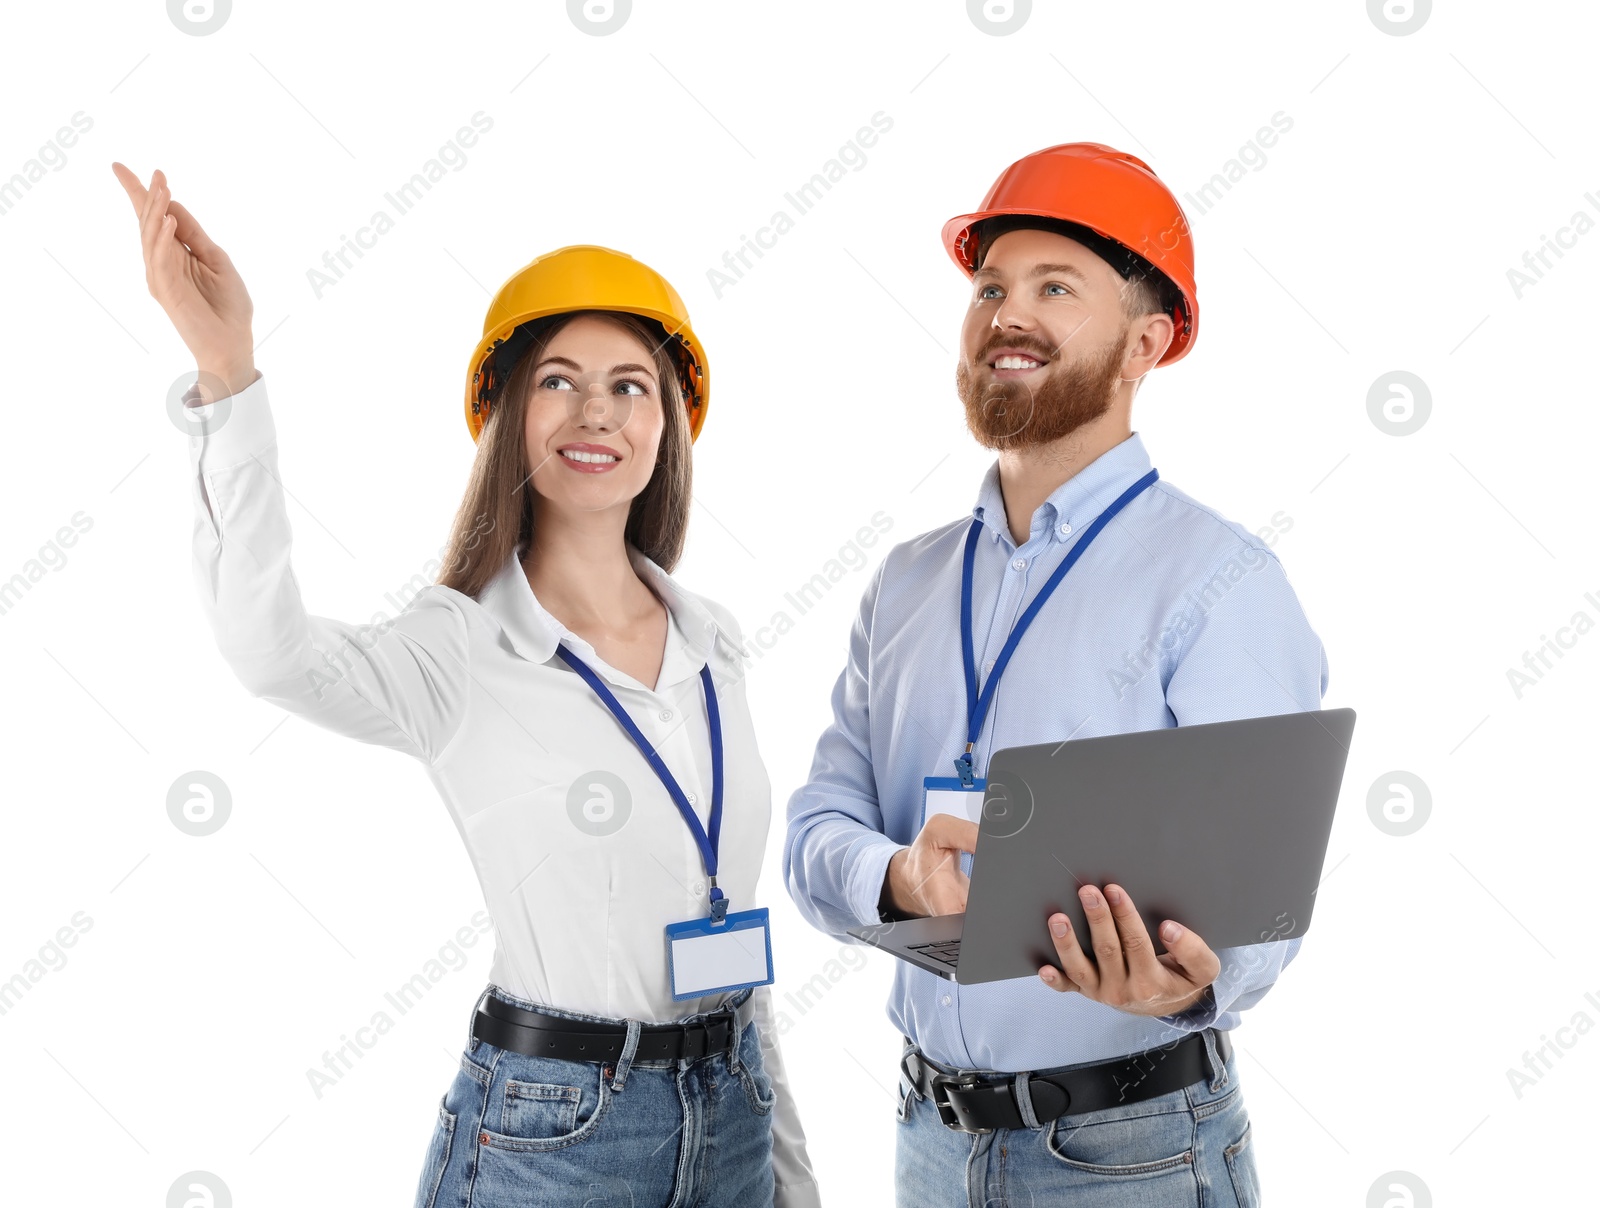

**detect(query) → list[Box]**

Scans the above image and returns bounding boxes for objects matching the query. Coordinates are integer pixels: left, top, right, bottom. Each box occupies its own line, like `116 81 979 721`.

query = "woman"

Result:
112 163 819 1208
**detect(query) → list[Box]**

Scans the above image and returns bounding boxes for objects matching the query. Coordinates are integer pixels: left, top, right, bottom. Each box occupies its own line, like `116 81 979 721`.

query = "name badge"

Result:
664 906 775 1000
922 775 985 878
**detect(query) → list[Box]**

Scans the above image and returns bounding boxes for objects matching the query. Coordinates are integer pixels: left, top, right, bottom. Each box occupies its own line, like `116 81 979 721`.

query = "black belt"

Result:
902 1028 1230 1134
472 991 758 1065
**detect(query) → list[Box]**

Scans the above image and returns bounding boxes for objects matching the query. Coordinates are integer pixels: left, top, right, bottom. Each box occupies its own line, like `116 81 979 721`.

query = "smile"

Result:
557 444 622 473
992 355 1045 371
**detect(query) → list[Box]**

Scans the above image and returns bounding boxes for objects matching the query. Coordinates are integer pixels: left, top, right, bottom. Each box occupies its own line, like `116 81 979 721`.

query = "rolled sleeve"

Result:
1156 936 1303 1034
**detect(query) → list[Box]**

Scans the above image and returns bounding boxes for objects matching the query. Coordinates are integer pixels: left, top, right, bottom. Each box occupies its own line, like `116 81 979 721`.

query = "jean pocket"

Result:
503 1079 582 1137
738 1064 777 1115
412 1095 456 1208
1044 1094 1196 1181
479 1061 611 1153
1224 1120 1260 1208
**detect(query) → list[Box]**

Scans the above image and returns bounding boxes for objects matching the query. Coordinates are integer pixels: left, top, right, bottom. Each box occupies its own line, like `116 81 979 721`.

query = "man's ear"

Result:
1125 311 1174 380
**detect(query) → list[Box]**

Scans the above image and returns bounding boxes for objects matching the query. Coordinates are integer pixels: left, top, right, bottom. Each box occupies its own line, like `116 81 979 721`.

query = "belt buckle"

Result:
683 997 742 1062
680 1020 711 1060
930 1072 996 1135
710 998 742 1046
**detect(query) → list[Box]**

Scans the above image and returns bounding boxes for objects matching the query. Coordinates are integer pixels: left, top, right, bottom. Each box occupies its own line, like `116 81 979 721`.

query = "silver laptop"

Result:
847 707 1357 984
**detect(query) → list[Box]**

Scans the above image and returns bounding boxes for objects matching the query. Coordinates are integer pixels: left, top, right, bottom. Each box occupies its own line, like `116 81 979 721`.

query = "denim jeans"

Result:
414 984 775 1208
894 1029 1261 1207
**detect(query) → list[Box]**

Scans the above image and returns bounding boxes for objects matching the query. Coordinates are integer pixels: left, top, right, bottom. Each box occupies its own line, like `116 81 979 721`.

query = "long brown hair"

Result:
436 309 694 599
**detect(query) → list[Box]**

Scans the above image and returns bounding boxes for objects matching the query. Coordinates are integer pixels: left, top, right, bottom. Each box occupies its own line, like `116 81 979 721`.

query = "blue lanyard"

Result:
955 467 1160 786
555 644 729 922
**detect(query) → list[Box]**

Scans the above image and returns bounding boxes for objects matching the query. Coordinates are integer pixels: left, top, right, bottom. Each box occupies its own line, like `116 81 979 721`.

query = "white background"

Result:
0 1 1593 1204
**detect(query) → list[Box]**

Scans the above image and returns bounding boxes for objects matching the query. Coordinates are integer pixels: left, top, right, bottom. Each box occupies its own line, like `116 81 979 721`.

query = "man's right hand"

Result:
882 813 981 918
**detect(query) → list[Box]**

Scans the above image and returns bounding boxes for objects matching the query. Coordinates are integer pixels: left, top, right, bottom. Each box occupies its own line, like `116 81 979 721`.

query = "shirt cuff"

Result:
1156 983 1219 1033
774 1175 823 1208
845 833 906 929
187 369 273 470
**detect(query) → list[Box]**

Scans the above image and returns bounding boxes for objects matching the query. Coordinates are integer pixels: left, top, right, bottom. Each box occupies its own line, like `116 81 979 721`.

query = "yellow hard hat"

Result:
464 245 709 443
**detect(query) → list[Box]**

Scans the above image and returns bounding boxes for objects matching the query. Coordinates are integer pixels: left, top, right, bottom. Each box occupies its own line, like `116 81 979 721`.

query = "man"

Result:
782 142 1327 1205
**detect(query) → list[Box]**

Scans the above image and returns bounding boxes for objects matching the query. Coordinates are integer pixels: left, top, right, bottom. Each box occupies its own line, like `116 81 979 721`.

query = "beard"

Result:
957 325 1128 451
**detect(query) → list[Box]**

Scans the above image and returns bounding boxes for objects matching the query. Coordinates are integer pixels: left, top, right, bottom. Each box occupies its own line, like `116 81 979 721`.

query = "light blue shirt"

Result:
782 431 1329 1072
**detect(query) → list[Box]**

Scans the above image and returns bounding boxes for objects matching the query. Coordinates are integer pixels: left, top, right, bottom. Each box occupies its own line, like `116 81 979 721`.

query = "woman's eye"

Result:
615 379 647 397
539 374 575 392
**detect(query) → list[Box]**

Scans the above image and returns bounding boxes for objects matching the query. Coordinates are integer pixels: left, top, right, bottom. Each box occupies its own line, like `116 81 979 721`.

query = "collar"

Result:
476 544 735 687
972 431 1154 549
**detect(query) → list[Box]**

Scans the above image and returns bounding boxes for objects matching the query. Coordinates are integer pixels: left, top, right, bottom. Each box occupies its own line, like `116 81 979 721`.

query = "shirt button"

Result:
1059 523 1073 537
659 708 673 721
941 994 952 1006
1011 557 1027 571
687 793 697 804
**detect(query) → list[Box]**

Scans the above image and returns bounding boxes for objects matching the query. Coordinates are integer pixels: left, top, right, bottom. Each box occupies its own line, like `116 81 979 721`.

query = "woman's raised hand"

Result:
111 162 257 398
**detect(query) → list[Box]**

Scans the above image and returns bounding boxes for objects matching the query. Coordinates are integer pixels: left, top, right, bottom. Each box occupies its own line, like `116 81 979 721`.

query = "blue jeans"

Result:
414 984 775 1208
894 1029 1261 1207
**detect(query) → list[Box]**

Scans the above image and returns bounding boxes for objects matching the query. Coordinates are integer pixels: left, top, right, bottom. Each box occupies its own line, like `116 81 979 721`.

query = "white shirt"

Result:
186 370 817 1205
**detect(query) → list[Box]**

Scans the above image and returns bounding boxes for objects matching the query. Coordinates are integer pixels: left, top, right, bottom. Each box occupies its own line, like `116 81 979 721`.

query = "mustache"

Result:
977 337 1058 363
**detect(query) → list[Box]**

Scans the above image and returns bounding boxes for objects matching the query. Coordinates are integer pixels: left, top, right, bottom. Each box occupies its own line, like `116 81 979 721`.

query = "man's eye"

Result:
1045 282 1072 296
978 285 1002 300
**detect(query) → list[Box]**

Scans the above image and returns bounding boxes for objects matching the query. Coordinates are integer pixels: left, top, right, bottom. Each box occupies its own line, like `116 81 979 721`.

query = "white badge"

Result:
664 907 775 1001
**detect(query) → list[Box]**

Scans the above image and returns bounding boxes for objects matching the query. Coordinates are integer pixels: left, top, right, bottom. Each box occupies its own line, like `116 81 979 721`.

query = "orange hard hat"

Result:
941 142 1199 366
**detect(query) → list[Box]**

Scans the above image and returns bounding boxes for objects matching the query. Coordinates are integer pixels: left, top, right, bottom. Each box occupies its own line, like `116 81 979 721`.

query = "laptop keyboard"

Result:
908 938 962 967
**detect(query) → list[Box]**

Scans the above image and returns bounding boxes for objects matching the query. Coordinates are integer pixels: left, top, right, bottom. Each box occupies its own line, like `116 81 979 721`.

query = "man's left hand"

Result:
1037 883 1220 1017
